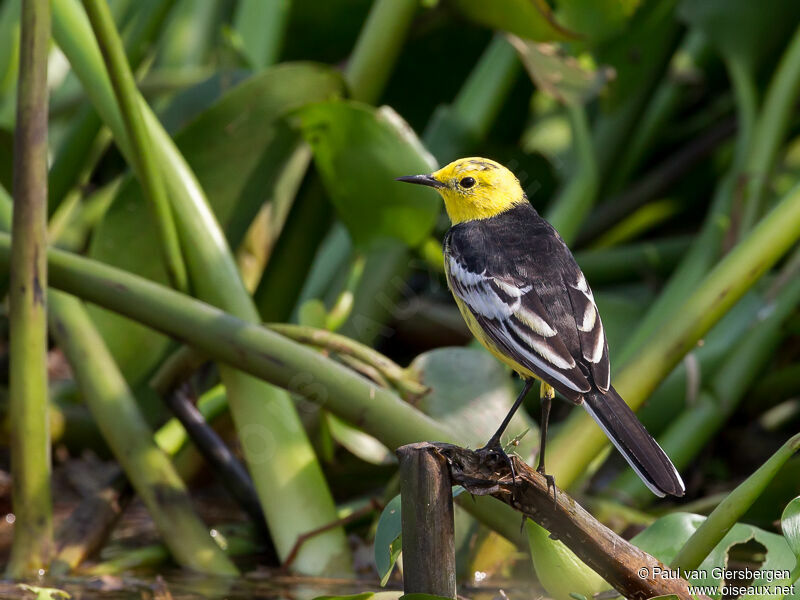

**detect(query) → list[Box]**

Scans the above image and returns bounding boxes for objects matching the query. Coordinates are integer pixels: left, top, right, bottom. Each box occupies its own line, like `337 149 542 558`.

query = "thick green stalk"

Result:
672 433 800 570
546 181 800 488
48 292 238 575
739 25 800 235
545 103 598 244
82 0 188 292
232 0 291 69
48 0 177 215
52 0 350 574
267 323 427 400
344 0 418 103
6 0 53 577
0 234 526 544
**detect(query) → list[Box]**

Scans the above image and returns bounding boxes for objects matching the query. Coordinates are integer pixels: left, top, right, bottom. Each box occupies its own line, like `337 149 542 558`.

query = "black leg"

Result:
536 383 557 504
483 378 535 451
478 378 535 489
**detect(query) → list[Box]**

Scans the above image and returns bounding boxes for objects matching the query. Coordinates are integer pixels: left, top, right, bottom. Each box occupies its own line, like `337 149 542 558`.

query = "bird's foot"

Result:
537 464 557 506
477 438 517 488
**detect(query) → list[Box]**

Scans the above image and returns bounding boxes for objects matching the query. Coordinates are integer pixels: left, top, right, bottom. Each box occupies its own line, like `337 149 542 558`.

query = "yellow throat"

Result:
397 157 527 224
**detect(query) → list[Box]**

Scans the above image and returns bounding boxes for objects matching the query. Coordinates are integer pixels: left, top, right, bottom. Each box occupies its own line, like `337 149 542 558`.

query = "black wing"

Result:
444 203 609 400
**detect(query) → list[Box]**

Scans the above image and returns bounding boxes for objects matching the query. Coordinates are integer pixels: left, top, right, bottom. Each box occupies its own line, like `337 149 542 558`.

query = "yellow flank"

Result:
446 269 542 383
431 157 527 224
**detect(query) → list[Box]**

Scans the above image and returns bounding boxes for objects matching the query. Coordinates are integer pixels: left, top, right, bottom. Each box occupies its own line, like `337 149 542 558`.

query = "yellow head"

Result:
397 157 527 224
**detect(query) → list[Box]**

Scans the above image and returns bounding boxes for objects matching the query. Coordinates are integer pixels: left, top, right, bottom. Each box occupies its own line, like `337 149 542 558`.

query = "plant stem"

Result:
52 0 351 573
671 433 800 570
48 0 177 215
344 0 418 103
48 291 239 575
267 322 428 401
546 180 800 489
6 0 53 577
0 231 529 544
82 0 188 292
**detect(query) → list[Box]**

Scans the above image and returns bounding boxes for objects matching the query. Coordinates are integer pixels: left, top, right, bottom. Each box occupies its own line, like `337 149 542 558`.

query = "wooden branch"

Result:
432 443 709 600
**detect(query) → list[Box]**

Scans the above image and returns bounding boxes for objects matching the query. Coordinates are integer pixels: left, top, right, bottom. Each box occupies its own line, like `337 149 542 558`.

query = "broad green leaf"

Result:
678 0 800 72
526 521 607 600
632 513 796 598
510 36 613 106
448 0 577 42
409 347 538 460
782 496 800 559
87 63 344 383
296 100 439 249
375 494 403 586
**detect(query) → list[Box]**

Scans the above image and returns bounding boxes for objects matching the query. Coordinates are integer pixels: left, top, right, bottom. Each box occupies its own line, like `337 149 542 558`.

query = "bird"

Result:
397 157 684 498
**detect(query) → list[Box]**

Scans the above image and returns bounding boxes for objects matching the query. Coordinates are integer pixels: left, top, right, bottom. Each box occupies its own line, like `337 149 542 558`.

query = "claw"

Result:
477 440 519 499
537 464 557 506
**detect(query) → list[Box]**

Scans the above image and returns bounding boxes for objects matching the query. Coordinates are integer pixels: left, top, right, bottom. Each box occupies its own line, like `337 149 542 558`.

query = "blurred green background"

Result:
1 0 800 598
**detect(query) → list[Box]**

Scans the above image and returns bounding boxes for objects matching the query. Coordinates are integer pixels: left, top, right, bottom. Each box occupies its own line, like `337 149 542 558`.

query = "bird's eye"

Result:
459 176 476 189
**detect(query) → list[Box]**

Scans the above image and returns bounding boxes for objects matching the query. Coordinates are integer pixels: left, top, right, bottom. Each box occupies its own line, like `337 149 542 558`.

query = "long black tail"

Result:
582 386 684 497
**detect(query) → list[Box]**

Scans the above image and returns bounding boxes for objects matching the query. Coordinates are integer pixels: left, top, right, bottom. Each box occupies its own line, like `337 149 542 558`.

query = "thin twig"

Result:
281 499 383 571
162 383 270 540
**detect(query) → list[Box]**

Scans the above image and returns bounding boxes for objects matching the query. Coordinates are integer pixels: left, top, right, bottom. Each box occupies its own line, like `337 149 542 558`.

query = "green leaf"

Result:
509 36 614 106
409 347 539 459
782 496 800 559
87 63 344 383
295 100 439 249
375 494 403 586
632 513 796 597
526 521 607 600
447 0 577 42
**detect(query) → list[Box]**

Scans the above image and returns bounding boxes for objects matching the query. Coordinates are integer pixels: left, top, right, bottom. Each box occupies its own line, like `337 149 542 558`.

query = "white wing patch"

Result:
446 255 590 395
501 323 586 392
577 302 596 333
570 276 604 364
516 307 557 337
506 320 575 370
